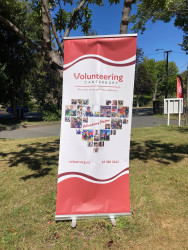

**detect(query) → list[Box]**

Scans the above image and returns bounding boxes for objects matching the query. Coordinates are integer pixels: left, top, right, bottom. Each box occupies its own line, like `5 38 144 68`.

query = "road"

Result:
0 108 185 139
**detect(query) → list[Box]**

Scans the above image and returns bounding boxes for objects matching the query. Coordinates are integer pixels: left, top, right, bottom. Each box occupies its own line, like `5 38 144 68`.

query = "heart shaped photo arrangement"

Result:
65 99 129 152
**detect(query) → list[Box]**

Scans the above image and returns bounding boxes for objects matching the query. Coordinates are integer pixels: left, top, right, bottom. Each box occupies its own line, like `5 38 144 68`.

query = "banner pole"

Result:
178 99 181 126
167 100 170 126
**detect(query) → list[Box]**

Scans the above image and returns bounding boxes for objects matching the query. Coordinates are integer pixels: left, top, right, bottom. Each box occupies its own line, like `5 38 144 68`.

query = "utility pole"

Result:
165 50 172 98
155 49 172 98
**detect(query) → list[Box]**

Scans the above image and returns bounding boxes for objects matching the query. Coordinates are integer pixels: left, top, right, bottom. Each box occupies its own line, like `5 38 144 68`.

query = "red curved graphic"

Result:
56 174 130 215
63 56 135 71
58 167 129 182
64 37 137 64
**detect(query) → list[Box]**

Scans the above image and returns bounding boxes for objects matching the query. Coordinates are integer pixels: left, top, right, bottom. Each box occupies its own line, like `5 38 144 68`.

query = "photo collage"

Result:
65 99 129 152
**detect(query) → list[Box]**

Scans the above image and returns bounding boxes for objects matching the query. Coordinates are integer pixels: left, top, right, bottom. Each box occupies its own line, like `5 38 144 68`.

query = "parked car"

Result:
6 106 29 113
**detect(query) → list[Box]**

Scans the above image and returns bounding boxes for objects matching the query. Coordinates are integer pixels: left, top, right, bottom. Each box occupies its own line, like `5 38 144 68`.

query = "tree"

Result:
129 0 188 53
141 58 179 100
134 48 153 106
0 1 41 120
0 0 120 78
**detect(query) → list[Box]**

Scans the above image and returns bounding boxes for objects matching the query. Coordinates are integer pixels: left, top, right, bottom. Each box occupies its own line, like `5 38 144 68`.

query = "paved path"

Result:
0 108 185 139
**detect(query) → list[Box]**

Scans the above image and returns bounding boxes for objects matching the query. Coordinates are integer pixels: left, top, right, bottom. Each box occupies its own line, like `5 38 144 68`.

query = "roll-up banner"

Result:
55 34 137 221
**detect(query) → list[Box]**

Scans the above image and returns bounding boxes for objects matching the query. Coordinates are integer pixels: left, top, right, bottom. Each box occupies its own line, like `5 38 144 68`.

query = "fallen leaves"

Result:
107 240 114 248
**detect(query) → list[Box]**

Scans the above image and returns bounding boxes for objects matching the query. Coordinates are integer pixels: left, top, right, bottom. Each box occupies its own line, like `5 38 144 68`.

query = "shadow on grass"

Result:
0 135 187 181
0 139 60 180
167 126 188 134
130 140 188 164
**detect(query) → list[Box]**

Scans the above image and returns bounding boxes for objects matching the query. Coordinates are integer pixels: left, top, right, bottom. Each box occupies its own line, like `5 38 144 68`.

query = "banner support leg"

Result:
110 216 116 226
71 218 77 228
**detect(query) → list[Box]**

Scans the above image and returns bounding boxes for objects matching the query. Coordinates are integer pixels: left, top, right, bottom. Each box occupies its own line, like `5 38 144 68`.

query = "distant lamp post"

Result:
155 49 172 98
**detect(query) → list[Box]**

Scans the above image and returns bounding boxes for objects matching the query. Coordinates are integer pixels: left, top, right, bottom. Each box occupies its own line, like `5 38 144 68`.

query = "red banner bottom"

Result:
56 174 130 215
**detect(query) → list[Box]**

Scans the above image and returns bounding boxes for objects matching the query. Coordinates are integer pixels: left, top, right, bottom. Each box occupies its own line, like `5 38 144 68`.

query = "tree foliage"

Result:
142 57 179 98
134 47 179 106
130 0 188 52
0 0 120 77
134 48 153 100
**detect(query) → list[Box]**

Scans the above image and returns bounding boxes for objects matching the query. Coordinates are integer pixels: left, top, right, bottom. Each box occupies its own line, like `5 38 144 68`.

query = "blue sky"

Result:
64 0 187 73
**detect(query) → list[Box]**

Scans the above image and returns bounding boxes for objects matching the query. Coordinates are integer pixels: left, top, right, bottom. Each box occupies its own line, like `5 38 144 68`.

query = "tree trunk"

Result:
120 0 134 34
11 78 17 120
153 78 162 101
41 0 63 77
186 70 188 126
136 94 139 107
18 85 24 121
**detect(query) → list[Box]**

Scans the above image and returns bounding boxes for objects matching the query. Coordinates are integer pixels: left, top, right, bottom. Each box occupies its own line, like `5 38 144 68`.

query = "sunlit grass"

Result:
0 126 188 249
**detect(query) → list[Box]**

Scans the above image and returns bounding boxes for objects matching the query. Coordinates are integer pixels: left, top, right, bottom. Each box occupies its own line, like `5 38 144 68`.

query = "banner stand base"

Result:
70 216 116 228
110 216 116 226
71 218 77 228
55 212 131 222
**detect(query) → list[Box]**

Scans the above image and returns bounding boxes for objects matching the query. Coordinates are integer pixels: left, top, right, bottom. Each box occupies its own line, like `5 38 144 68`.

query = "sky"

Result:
64 0 187 73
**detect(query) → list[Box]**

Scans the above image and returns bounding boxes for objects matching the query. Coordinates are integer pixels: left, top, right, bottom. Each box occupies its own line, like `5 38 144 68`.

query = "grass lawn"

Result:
0 126 188 249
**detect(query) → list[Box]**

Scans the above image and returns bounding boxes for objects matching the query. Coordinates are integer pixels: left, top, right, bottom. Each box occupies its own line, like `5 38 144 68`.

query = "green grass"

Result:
0 126 188 249
153 113 186 120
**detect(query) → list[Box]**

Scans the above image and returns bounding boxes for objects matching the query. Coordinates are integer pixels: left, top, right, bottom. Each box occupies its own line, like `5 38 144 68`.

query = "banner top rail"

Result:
64 34 137 40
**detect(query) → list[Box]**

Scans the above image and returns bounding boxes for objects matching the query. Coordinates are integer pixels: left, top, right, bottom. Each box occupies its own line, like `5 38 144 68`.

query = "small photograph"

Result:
93 106 100 117
77 105 83 112
106 100 111 105
111 106 117 112
111 118 122 129
83 117 88 123
83 106 93 116
65 117 70 122
94 142 99 147
83 99 89 105
94 130 99 141
111 130 116 135
112 100 117 106
71 99 77 104
87 141 93 147
77 99 83 105
77 110 82 117
65 105 77 116
94 135 100 141
94 130 99 136
117 106 129 118
123 119 128 124
100 106 111 117
118 100 124 109
76 129 82 134
105 124 111 129
71 117 82 128
82 130 93 141
99 141 104 147
111 112 117 118
94 111 100 117
93 147 99 153
100 130 110 141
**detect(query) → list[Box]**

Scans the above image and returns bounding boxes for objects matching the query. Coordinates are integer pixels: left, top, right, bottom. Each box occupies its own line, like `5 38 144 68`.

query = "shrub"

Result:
42 110 61 121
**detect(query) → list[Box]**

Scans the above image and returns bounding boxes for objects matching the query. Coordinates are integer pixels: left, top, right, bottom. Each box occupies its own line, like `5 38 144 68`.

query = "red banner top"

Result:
64 36 137 64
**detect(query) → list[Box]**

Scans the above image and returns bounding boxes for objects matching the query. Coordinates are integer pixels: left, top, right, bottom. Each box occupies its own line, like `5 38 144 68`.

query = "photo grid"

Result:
65 99 129 152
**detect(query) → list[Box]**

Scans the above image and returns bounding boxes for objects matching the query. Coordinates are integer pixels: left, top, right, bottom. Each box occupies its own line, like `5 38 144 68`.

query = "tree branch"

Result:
61 0 88 45
167 9 188 13
0 14 42 52
41 0 64 58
